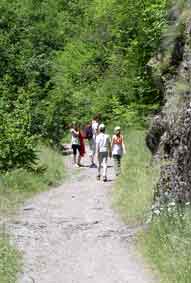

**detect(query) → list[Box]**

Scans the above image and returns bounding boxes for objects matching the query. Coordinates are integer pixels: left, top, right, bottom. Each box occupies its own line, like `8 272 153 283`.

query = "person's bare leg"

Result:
103 156 108 181
97 154 102 180
91 153 94 165
78 155 81 166
92 137 97 167
73 154 77 165
92 152 95 165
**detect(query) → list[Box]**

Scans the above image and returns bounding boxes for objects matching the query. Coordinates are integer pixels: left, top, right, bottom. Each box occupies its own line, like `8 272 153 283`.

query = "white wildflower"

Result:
154 209 160 216
168 201 176 207
168 207 172 213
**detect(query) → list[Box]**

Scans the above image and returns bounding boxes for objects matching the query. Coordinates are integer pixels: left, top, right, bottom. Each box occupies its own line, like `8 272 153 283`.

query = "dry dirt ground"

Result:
8 153 157 283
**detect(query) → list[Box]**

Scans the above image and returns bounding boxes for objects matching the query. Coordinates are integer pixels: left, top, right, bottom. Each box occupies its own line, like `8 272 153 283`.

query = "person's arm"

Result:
96 136 100 158
122 135 126 154
111 135 114 150
108 136 112 158
72 129 79 137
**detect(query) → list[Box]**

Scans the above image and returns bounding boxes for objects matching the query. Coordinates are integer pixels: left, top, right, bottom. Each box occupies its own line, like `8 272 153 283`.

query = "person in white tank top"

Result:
70 122 81 167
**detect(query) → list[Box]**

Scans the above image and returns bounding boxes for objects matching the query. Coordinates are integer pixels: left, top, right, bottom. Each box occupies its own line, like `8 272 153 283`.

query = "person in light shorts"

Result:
96 124 111 182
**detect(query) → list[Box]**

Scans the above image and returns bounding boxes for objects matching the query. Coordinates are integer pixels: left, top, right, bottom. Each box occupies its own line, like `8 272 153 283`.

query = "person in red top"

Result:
79 129 85 159
111 126 126 176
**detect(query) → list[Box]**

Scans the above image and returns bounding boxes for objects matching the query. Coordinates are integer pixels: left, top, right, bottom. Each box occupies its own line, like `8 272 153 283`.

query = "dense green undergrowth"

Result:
113 130 191 283
0 145 65 283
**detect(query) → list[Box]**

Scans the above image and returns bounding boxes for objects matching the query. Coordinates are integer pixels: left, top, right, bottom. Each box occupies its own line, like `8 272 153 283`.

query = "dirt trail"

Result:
8 153 157 283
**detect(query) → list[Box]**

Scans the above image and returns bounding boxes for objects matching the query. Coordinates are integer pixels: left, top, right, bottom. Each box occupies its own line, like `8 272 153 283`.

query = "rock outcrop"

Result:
146 2 191 209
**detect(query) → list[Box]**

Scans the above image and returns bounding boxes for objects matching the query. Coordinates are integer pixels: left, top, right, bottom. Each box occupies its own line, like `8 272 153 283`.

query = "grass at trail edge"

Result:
0 236 20 283
112 129 158 224
113 129 191 283
0 145 65 283
0 145 65 214
140 210 191 283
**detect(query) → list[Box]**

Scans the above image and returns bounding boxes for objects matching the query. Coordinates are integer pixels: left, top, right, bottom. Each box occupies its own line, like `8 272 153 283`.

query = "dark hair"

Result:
100 128 105 133
71 122 79 131
93 113 101 121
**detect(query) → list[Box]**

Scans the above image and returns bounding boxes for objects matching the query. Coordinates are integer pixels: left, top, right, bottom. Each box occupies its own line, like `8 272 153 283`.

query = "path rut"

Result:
8 154 157 283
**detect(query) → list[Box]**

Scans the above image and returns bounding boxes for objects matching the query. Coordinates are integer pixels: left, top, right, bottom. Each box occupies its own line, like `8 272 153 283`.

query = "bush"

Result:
0 93 37 171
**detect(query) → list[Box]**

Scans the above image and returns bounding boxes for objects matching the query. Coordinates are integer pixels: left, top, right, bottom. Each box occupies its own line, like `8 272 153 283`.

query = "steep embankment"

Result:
147 1 191 208
142 2 191 283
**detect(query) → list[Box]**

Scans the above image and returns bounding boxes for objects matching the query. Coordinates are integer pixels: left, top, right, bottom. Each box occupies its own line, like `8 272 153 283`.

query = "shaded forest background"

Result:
0 0 168 170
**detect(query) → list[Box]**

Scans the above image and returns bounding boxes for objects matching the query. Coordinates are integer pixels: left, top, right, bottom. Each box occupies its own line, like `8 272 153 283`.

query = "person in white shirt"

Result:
96 124 111 182
111 126 126 176
70 122 81 167
90 117 99 168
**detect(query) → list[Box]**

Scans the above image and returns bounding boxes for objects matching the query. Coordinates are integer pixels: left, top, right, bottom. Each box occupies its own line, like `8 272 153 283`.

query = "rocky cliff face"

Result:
146 2 191 209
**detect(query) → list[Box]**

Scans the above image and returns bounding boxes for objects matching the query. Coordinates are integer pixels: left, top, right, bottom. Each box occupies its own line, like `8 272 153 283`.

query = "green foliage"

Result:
0 92 37 170
51 0 168 129
0 0 168 169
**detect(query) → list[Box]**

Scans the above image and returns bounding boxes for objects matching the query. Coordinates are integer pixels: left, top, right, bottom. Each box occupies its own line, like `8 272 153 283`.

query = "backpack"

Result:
85 125 93 139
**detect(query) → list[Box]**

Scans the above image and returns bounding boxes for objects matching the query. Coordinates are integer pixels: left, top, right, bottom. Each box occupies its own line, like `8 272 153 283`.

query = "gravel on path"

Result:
8 153 157 283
